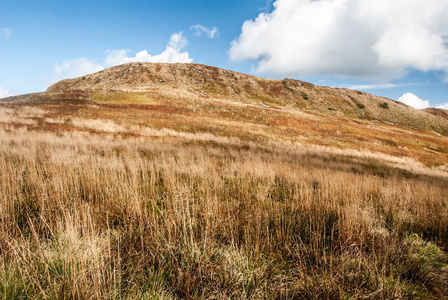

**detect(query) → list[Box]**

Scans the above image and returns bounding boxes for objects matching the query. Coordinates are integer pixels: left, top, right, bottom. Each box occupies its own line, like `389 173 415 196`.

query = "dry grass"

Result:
0 123 447 299
3 89 448 167
90 92 161 105
1 81 448 298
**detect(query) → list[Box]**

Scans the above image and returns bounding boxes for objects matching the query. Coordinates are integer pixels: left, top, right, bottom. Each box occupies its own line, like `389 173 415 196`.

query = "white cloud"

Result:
53 58 104 81
105 32 192 66
398 93 430 109
50 32 193 87
230 0 448 81
0 27 11 38
0 86 10 98
189 25 219 38
436 103 448 110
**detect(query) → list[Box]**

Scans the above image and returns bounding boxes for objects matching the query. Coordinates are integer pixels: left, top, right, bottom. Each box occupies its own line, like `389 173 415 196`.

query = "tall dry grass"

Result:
0 126 447 299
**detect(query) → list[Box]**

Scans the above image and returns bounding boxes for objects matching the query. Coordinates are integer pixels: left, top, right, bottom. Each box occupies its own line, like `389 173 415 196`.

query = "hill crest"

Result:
46 62 448 135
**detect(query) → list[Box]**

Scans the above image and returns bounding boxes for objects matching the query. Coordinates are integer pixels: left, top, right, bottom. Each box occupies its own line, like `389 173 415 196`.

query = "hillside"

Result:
426 107 448 122
1 63 448 299
2 62 448 169
45 62 448 135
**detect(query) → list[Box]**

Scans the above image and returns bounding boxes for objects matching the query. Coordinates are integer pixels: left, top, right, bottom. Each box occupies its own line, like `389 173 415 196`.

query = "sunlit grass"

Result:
0 124 447 299
1 82 448 298
90 92 160 105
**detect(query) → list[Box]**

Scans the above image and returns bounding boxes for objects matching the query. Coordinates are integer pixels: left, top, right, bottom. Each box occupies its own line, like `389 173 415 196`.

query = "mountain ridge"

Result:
45 62 448 135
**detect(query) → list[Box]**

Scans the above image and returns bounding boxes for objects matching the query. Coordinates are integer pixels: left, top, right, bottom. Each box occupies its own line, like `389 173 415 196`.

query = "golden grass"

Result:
90 92 160 105
3 62 447 298
0 124 447 299
3 89 448 167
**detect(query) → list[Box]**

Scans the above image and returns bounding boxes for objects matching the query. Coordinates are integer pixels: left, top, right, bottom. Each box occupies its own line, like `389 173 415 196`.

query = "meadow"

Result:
0 121 447 299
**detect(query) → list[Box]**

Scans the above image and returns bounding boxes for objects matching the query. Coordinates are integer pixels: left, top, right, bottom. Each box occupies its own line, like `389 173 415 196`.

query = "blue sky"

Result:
1 0 448 109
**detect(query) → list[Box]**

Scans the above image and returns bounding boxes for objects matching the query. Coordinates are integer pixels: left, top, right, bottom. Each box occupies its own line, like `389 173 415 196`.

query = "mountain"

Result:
2 62 448 168
45 62 448 134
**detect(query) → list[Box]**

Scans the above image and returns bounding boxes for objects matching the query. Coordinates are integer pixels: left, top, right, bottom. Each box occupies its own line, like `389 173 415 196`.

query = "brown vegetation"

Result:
1 63 448 298
0 125 447 299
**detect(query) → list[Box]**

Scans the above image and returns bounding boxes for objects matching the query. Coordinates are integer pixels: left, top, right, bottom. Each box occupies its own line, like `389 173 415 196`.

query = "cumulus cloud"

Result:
53 58 104 81
0 27 11 39
398 93 430 109
50 32 193 86
436 103 448 110
0 86 10 98
189 25 219 38
105 32 192 66
230 0 448 81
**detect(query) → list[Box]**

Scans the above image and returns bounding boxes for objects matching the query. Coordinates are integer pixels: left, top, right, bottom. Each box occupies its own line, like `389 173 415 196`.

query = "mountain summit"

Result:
46 62 448 134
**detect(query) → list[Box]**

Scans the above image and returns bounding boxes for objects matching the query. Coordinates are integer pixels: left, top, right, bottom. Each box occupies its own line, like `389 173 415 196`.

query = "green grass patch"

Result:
356 103 365 109
379 102 389 109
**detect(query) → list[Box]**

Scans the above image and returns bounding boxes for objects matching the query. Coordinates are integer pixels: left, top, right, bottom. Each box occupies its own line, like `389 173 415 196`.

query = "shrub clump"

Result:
379 102 389 109
356 103 365 109
281 80 294 92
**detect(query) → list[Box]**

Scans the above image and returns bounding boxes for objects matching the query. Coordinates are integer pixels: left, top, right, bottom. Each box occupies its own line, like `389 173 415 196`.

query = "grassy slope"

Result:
46 62 448 135
1 63 448 298
3 88 448 168
0 121 447 299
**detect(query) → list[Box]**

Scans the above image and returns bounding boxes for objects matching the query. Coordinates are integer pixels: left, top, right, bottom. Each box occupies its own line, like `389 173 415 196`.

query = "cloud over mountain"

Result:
105 32 192 66
0 86 9 98
53 58 104 82
398 93 430 109
52 32 192 83
437 103 448 110
230 0 448 81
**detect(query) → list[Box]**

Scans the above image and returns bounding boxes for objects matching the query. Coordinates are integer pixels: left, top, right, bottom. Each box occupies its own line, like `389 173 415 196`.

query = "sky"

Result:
1 0 448 109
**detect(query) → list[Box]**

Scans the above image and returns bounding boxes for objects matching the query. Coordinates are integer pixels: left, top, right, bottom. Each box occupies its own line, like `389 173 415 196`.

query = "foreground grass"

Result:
0 127 447 299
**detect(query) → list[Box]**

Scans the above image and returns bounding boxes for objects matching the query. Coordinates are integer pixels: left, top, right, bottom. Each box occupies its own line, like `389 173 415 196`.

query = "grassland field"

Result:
0 88 448 299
